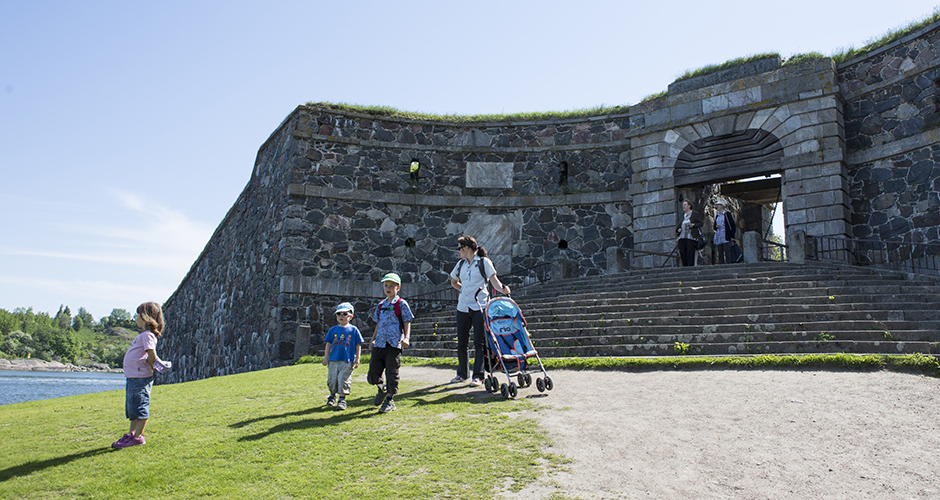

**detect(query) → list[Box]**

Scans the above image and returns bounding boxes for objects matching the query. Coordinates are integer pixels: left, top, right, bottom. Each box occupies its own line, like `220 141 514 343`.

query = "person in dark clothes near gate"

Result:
676 200 704 267
713 200 737 264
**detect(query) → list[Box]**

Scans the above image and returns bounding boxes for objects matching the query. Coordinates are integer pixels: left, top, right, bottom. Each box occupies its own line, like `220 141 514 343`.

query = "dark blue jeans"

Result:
456 309 486 380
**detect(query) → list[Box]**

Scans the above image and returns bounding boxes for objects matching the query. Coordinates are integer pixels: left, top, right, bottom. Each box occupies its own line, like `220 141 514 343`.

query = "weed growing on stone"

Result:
674 342 691 355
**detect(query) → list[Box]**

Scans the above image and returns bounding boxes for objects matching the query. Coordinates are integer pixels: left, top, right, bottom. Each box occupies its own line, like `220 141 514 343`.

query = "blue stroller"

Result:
480 296 553 398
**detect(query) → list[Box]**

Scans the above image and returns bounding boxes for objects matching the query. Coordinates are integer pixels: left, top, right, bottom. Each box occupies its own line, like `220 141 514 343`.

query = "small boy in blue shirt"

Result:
323 302 364 411
367 273 413 413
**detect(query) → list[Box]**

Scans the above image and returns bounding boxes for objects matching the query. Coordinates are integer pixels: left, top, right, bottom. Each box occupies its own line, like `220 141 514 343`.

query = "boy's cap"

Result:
380 273 401 285
335 302 354 315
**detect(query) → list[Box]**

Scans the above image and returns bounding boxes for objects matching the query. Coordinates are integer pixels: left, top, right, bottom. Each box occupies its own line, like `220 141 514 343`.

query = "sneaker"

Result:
114 434 145 449
469 379 482 387
373 385 386 406
449 376 465 384
326 394 336 406
336 399 347 410
379 398 396 413
111 433 132 449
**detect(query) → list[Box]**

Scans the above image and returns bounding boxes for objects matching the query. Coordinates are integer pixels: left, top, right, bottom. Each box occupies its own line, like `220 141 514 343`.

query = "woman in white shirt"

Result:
449 235 511 387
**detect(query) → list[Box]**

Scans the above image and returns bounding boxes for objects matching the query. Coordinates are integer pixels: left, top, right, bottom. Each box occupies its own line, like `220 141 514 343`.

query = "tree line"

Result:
0 306 139 367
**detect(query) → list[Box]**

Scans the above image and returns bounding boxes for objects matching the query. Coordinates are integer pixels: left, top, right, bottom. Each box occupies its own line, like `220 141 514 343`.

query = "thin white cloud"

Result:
0 190 214 317
0 190 213 271
0 246 196 272
0 275 172 319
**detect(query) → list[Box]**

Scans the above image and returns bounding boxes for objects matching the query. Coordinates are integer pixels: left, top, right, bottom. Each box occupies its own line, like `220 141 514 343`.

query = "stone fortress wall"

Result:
159 21 940 384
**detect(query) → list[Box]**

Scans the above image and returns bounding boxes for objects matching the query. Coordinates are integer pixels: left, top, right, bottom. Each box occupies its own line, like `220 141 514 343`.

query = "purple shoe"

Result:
114 434 146 449
112 433 132 449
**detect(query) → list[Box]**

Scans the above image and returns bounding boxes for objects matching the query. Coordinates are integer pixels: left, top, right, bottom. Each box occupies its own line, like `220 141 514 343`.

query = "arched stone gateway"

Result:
629 57 852 269
160 22 940 384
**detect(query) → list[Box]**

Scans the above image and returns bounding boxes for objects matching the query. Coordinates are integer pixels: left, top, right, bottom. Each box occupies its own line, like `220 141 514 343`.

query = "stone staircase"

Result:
406 261 940 358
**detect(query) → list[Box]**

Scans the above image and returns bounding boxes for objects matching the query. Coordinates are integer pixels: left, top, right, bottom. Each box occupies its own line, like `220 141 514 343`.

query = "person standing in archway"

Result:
676 200 704 267
449 235 511 387
713 200 737 264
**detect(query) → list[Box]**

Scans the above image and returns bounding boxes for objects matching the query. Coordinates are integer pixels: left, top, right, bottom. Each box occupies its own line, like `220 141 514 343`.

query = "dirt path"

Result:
401 366 940 499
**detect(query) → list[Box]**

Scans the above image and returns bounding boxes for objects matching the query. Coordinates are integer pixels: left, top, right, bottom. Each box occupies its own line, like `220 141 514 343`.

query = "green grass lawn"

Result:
3 353 937 499
0 363 558 499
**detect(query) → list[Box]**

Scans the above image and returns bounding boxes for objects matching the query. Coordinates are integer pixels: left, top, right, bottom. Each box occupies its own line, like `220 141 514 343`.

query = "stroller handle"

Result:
474 285 511 310
474 285 510 302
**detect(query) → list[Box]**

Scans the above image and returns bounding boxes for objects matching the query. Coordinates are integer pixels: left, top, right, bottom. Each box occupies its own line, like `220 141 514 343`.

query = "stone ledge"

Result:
292 131 632 153
279 276 443 298
301 104 634 129
847 128 940 165
291 184 629 207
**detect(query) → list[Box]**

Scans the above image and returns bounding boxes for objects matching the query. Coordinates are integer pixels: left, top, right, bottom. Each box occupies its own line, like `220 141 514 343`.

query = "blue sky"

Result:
2 0 938 321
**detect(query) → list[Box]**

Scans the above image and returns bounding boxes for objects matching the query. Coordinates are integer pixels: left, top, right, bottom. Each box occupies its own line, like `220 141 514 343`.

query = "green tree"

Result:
31 325 81 363
55 305 72 331
74 307 95 330
14 307 56 335
0 308 17 335
101 308 135 330
0 331 36 358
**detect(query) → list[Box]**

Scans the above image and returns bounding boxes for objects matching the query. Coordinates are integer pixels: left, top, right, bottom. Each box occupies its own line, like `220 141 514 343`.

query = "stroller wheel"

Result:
517 374 525 388
508 382 518 399
484 377 493 393
545 377 554 391
524 373 532 387
500 383 509 399
536 377 545 392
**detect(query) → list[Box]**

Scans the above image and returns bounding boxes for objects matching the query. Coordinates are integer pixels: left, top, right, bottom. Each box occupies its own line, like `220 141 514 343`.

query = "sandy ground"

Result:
400 365 940 500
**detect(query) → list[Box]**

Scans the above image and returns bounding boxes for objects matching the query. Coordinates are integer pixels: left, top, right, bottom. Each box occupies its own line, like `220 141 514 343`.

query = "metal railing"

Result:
619 247 679 269
406 262 553 312
501 262 552 288
761 239 788 262
806 235 940 275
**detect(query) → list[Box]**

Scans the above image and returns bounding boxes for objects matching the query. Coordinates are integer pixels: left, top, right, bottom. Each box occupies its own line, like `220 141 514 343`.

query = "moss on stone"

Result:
306 101 631 123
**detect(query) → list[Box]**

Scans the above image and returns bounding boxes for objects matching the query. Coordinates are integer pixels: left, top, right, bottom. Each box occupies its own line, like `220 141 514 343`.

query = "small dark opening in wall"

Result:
404 237 416 248
410 160 420 181
558 239 568 249
559 161 568 186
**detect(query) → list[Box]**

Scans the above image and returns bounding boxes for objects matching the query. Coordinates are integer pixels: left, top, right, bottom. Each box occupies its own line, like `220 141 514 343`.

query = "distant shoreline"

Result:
0 358 122 373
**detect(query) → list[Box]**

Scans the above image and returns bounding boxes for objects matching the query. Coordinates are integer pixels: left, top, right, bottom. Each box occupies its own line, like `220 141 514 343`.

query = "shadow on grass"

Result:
236 400 375 442
229 407 319 429
234 382 506 442
0 447 111 482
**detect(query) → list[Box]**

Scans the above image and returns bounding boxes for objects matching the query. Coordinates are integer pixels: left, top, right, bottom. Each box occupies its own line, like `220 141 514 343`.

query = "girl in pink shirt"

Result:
112 302 166 449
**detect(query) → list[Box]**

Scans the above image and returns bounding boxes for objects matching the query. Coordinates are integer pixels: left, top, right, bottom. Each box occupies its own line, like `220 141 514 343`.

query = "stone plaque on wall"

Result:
466 162 513 189
461 214 519 274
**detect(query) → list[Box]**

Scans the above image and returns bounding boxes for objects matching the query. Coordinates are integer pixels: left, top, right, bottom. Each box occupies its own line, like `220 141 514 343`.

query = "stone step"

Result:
412 318 936 339
411 297 940 326
511 262 934 291
407 339 936 359
411 327 939 348
516 281 940 303
511 271 940 302
403 262 940 358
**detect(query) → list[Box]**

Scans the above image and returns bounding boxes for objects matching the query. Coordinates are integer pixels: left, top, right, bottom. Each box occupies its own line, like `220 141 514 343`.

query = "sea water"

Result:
0 370 126 405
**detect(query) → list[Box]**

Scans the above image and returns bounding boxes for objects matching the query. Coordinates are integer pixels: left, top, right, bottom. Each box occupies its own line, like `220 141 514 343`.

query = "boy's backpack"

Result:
376 297 407 334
